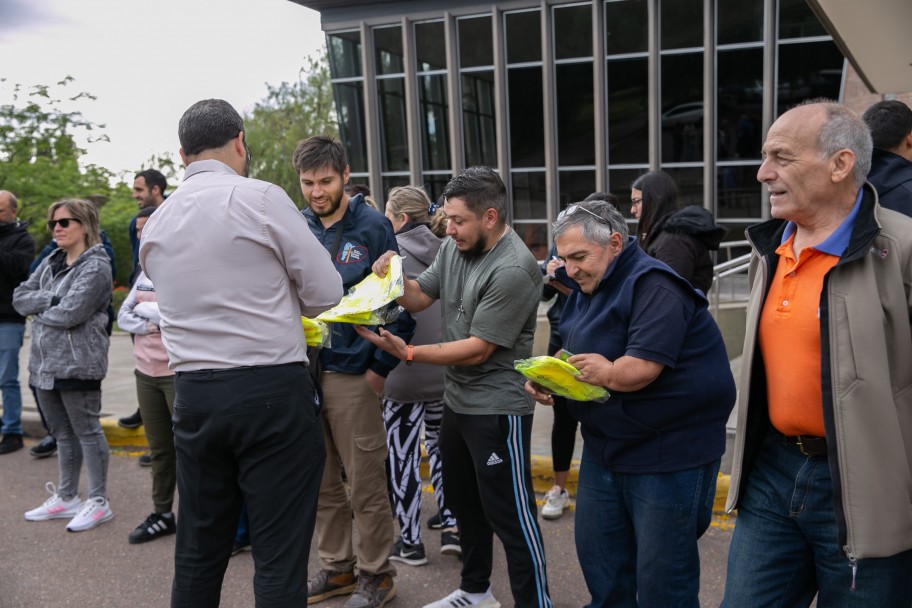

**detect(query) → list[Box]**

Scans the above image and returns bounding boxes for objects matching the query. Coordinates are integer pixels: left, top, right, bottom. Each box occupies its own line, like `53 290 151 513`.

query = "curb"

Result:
22 412 730 513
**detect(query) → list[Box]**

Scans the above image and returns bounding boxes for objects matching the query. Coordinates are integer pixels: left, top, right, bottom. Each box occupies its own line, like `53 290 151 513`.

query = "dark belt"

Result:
782 434 828 457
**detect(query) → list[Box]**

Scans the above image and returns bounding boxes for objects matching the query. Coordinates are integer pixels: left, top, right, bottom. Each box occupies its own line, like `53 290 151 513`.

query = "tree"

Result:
0 76 134 286
244 52 338 207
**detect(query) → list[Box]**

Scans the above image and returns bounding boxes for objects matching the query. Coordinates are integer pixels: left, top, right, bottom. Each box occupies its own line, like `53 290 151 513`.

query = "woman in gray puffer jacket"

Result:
14 198 114 533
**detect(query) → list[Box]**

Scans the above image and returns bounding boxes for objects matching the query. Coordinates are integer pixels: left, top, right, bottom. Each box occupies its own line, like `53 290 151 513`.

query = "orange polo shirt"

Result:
758 234 838 437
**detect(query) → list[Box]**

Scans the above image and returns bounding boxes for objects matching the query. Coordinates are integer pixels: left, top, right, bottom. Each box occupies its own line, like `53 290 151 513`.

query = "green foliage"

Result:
0 76 136 284
244 52 338 207
98 188 138 287
0 77 118 245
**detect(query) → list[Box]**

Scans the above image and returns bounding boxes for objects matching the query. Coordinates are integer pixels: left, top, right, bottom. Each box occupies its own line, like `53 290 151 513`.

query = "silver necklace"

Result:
457 226 510 321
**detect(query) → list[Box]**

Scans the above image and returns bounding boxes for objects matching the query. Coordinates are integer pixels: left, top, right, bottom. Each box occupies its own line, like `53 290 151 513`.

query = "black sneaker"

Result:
440 529 461 557
128 512 176 544
0 434 23 455
426 511 444 529
138 454 152 467
30 435 57 459
389 539 428 566
118 409 143 429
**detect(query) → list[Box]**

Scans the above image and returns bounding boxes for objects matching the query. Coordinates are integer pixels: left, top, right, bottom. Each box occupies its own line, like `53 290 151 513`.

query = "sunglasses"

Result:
47 218 82 230
558 204 610 225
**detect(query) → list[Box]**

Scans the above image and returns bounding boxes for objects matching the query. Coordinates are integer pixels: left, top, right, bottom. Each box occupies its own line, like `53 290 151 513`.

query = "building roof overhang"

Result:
804 0 912 94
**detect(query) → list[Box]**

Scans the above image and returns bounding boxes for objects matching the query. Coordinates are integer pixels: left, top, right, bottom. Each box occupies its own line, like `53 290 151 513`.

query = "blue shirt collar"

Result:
780 189 863 256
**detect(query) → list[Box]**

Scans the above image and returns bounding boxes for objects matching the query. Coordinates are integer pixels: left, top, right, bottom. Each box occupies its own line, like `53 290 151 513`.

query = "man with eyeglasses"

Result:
139 98 343 608
0 190 35 456
357 167 552 608
524 200 735 607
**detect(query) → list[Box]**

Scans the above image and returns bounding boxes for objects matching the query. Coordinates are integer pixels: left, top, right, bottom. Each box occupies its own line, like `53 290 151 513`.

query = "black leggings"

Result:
550 396 578 473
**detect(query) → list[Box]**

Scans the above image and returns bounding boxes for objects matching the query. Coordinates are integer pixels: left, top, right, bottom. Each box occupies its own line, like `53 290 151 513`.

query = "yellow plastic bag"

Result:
515 355 610 402
317 255 405 325
301 317 330 348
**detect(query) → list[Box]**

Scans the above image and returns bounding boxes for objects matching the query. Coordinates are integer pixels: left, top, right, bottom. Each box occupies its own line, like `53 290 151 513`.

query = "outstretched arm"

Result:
354 325 498 366
373 250 436 313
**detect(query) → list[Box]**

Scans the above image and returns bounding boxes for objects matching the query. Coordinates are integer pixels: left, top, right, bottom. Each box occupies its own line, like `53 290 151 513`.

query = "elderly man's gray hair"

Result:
552 199 628 246
798 99 872 187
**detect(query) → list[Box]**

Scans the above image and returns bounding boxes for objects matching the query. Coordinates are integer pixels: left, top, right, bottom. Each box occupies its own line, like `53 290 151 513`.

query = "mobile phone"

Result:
558 349 573 362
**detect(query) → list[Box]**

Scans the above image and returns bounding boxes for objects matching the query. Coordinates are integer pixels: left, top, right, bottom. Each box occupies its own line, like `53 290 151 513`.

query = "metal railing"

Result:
708 240 752 317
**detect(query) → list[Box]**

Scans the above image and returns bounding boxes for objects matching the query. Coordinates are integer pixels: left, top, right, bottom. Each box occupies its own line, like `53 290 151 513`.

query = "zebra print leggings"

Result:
382 398 456 545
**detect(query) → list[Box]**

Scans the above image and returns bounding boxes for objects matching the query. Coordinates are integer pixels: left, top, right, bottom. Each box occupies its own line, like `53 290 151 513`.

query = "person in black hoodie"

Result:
0 191 35 455
631 170 726 294
862 99 912 217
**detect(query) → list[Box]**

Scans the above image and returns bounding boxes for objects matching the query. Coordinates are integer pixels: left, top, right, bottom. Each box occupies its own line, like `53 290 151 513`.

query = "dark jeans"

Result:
575 447 719 608
170 363 325 608
723 430 912 607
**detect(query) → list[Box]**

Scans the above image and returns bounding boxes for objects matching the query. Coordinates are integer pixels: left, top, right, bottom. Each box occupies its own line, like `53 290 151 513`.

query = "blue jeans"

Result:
0 323 25 435
723 430 912 607
36 388 109 500
574 446 719 608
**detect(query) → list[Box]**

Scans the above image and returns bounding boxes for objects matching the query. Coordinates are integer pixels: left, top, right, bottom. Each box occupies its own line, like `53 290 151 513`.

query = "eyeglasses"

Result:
558 204 610 225
47 218 82 230
631 198 643 206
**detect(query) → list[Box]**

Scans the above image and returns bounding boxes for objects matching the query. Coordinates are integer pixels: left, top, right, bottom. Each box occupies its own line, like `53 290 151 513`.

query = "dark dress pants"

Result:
170 362 325 608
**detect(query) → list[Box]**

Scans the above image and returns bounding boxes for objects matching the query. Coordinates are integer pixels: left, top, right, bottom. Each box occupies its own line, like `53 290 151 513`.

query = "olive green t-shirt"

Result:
417 229 542 415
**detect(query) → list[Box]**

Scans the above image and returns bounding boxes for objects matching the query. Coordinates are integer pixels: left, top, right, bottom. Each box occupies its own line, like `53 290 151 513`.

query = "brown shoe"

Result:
307 568 356 604
342 573 396 608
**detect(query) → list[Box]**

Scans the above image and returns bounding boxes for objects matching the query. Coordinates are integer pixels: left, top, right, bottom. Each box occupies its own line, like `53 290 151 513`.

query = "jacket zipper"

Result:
844 546 857 590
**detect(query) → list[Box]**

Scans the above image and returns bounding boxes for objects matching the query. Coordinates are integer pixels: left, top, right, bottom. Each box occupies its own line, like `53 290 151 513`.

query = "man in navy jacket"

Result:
862 99 912 216
525 200 735 608
294 136 414 608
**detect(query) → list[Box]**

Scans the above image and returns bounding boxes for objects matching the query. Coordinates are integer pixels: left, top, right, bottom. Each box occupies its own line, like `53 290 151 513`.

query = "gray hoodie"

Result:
383 223 444 403
13 244 112 390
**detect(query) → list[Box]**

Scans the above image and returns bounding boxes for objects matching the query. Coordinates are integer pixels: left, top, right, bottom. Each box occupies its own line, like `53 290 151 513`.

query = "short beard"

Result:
312 192 342 218
458 229 493 259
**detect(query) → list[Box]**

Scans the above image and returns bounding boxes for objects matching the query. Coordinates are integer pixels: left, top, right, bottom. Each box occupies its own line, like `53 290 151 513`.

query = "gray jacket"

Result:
727 184 912 559
383 224 444 403
13 244 112 390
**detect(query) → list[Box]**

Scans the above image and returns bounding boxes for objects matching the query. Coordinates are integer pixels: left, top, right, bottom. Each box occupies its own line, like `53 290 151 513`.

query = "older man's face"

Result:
555 225 622 294
0 193 16 224
757 106 835 223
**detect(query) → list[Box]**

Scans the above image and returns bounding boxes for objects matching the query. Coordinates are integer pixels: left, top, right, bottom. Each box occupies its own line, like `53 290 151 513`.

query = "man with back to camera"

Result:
0 190 35 455
862 99 912 216
723 100 912 606
139 99 343 608
356 166 552 608
294 135 415 608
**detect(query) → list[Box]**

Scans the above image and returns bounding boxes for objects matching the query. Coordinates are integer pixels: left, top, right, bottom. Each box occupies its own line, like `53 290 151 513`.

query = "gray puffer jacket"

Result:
13 244 112 390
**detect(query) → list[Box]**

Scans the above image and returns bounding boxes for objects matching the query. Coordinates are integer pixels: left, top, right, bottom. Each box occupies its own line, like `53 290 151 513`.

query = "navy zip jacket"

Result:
555 237 735 473
303 194 415 377
867 148 912 217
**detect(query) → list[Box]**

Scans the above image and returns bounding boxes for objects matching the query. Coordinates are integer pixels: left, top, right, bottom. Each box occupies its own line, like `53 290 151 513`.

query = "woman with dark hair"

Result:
631 170 725 294
14 198 114 532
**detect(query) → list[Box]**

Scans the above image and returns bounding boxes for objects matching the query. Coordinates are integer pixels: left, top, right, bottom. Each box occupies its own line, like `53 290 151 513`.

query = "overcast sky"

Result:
0 0 325 179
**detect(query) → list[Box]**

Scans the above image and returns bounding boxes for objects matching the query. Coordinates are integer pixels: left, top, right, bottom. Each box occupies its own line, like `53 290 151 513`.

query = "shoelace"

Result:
41 481 62 506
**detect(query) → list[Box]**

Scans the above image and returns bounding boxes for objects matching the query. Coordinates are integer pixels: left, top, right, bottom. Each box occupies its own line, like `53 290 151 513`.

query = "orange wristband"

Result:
406 344 414 366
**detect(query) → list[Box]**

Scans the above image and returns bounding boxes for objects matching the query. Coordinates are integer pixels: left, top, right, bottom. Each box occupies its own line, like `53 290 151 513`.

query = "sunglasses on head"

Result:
47 218 82 230
558 204 611 225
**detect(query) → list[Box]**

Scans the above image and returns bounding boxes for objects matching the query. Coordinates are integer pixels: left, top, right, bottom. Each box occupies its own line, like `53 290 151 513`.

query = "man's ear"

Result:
179 148 189 167
343 165 351 185
830 148 855 184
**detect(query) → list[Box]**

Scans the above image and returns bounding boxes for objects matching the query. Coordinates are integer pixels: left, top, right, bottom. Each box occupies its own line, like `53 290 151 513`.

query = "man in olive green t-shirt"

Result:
356 167 551 608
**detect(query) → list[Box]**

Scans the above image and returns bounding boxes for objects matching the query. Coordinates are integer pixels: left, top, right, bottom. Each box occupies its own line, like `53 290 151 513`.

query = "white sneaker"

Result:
24 482 82 521
422 586 501 608
541 485 570 520
66 496 114 532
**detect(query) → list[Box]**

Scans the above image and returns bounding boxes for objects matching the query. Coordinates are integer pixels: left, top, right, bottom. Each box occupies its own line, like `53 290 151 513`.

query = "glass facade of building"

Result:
324 0 846 257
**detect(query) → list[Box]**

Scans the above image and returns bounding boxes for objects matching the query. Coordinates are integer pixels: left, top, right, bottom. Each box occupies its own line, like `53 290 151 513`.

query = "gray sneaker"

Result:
343 573 396 608
307 568 356 604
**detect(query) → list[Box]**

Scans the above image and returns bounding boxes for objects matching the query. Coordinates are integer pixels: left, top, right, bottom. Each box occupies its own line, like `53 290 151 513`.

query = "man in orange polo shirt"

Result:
723 100 912 606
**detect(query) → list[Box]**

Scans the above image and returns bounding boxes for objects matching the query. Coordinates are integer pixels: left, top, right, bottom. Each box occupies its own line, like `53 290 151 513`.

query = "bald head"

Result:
0 191 18 224
759 102 870 226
